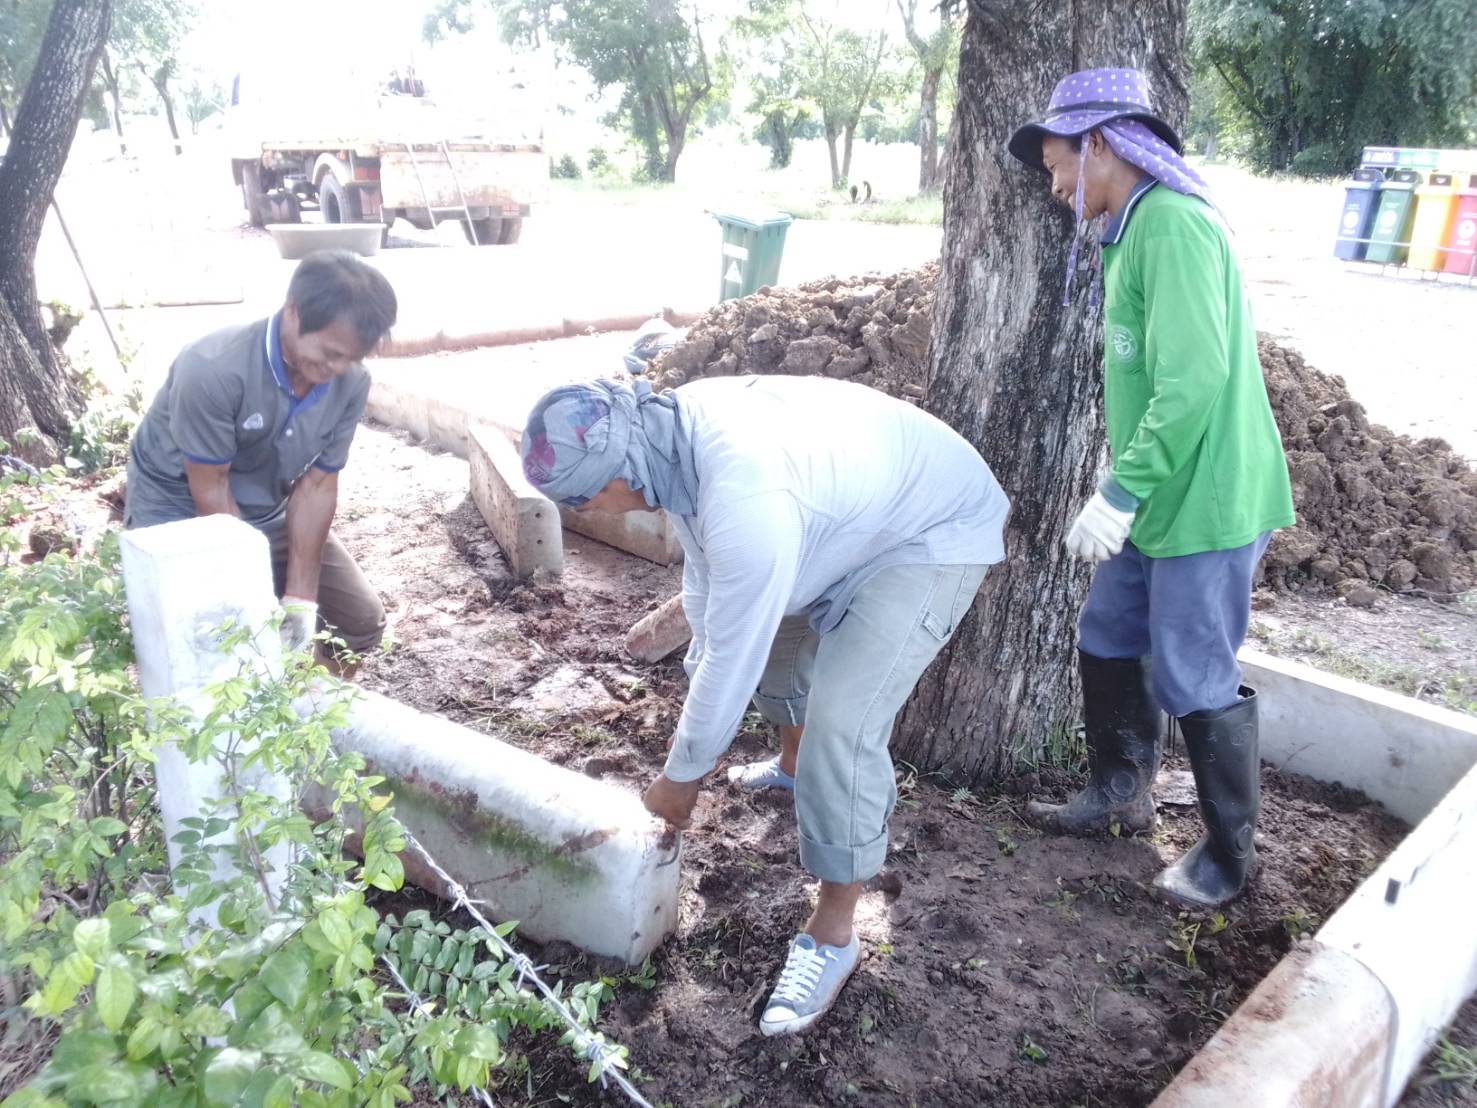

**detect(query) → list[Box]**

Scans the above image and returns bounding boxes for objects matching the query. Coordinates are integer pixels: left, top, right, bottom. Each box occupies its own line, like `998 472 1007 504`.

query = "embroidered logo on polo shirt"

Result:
241 412 265 431
1109 325 1138 363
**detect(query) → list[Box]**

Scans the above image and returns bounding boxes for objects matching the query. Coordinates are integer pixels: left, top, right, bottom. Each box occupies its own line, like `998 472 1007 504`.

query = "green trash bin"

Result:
1365 169 1422 264
712 211 793 301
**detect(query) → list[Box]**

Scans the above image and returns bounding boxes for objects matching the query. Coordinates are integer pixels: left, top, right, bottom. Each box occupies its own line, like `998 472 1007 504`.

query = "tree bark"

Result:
842 123 856 184
892 0 1189 783
99 48 125 154
0 0 112 463
918 65 942 191
824 121 842 188
142 62 182 155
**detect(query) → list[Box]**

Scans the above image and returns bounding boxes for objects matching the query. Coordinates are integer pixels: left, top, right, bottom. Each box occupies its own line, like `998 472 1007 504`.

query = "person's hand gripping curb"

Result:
279 595 319 653
643 774 701 830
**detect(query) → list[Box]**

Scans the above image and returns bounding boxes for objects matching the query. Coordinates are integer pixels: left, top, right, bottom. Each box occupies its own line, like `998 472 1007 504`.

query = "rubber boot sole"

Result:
1023 793 1156 836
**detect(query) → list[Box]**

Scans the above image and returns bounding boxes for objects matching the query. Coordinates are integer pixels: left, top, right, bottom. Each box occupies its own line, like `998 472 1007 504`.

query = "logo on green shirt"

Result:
1109 325 1138 363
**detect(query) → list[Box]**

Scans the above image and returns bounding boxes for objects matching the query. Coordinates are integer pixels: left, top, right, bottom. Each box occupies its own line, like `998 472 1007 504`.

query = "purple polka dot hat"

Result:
1008 67 1182 172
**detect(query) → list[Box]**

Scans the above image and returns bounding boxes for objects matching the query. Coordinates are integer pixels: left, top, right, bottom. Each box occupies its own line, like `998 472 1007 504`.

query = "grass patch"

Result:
756 188 943 225
1253 623 1477 717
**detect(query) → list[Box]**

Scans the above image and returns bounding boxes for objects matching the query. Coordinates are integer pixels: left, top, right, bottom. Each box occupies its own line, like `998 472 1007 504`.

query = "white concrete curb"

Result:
367 370 685 566
468 422 564 578
1155 652 1477 1107
330 689 681 965
119 516 292 927
1242 647 1477 823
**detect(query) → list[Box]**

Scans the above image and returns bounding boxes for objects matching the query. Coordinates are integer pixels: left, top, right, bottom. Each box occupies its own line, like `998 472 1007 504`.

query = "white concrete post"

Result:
119 515 290 926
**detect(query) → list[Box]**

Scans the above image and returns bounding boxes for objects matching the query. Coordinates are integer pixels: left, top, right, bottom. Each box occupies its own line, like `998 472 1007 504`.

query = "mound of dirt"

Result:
1260 340 1477 598
653 269 1477 598
651 264 937 400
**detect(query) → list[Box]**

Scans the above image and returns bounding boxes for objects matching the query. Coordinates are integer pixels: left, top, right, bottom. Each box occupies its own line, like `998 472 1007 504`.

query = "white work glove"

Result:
1065 491 1138 563
279 596 319 653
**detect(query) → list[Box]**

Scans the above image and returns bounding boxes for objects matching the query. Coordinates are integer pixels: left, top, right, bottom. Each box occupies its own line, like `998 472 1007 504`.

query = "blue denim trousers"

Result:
1077 534 1272 717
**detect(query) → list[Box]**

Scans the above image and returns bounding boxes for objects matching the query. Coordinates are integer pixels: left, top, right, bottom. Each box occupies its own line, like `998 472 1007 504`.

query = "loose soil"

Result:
652 268 1477 601
7 424 1473 1105
327 426 1409 1108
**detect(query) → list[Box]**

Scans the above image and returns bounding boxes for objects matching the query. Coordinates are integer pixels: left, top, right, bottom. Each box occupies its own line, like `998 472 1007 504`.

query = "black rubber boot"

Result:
1025 651 1162 835
1154 688 1260 909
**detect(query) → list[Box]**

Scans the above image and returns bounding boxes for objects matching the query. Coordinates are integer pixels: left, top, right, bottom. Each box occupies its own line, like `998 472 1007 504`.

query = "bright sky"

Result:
184 0 903 91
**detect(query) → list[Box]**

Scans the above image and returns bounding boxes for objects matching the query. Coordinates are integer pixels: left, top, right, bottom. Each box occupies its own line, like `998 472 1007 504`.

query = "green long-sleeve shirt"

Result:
1100 182 1294 557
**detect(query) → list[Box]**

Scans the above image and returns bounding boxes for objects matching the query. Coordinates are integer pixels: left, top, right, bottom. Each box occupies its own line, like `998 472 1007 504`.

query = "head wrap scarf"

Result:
520 377 699 516
1062 119 1216 306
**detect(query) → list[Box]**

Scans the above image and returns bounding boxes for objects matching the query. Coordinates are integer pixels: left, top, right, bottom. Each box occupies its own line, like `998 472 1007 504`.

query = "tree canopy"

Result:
431 0 716 183
1191 0 1477 175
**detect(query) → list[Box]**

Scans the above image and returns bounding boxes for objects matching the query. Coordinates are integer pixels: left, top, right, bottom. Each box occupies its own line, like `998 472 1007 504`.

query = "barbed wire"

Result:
377 942 501 1108
391 830 656 1108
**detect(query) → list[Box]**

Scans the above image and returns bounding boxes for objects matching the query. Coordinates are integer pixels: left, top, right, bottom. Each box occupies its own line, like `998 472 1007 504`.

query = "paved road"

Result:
42 147 1473 457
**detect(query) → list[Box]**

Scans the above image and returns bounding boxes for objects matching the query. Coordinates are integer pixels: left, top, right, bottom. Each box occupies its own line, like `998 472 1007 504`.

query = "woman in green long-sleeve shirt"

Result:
1008 68 1294 909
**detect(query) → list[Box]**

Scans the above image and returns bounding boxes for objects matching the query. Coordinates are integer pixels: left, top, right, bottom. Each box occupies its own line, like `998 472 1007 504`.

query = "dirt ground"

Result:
7 421 1474 1105
325 424 1424 1107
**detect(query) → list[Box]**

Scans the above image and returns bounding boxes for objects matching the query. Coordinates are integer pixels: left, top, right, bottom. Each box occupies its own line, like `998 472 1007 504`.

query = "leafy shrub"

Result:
0 462 629 1107
550 154 582 180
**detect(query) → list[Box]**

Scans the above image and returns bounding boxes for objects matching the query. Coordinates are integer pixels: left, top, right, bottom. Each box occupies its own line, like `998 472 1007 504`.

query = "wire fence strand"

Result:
388 830 656 1108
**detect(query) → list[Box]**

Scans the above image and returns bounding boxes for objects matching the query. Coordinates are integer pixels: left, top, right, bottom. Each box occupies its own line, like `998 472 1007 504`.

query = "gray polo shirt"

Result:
126 313 370 528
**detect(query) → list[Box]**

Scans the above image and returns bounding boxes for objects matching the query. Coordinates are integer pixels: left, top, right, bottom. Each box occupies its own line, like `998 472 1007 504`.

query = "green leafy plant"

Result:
0 468 633 1105
1018 1031 1049 1064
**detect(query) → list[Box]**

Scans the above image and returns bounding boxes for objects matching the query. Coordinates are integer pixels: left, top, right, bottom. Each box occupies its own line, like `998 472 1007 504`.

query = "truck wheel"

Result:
241 162 267 228
497 217 523 245
463 216 501 245
319 175 352 224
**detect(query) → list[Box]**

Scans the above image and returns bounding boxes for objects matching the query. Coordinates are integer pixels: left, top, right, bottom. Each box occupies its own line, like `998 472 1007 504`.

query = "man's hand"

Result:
280 595 319 653
1065 491 1137 563
643 774 701 830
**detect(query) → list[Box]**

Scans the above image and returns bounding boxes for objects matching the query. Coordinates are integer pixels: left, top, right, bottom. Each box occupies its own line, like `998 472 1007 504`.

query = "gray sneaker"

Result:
726 757 796 792
760 932 860 1036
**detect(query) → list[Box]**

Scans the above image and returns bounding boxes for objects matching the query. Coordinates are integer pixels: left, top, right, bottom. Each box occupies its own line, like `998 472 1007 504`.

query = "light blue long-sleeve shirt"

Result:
661 375 1010 782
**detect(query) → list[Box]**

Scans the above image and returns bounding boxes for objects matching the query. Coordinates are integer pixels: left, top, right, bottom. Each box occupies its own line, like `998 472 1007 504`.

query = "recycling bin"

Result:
713 211 793 301
1364 169 1421 264
1408 173 1459 270
1441 176 1477 277
1333 168 1384 260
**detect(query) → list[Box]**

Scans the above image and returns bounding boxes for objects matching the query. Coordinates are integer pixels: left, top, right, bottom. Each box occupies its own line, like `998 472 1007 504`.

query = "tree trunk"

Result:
918 65 942 191
763 110 794 169
99 48 125 154
0 0 111 463
842 124 856 186
145 64 182 155
661 131 682 183
893 0 1190 783
824 122 842 189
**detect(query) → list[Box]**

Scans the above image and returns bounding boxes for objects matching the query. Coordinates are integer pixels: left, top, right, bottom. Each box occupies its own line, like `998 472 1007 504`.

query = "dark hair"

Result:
286 250 398 349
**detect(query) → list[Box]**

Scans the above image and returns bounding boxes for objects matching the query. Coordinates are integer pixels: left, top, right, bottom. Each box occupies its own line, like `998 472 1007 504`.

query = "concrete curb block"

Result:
1317 756 1477 1104
561 504 683 567
367 372 686 566
380 306 707 360
1154 652 1477 1106
332 688 681 965
1240 647 1477 824
1153 941 1395 1108
119 517 292 929
468 423 563 578
626 593 691 662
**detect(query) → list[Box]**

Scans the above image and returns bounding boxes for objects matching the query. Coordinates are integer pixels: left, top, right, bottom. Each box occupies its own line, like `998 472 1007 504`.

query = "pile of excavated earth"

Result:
650 265 1477 602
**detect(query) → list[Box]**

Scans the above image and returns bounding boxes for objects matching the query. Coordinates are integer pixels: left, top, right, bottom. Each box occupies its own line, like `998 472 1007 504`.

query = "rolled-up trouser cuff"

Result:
798 826 888 885
751 691 807 727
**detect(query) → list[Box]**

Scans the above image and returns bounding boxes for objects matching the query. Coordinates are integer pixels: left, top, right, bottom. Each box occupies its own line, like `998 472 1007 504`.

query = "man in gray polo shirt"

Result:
125 251 396 666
